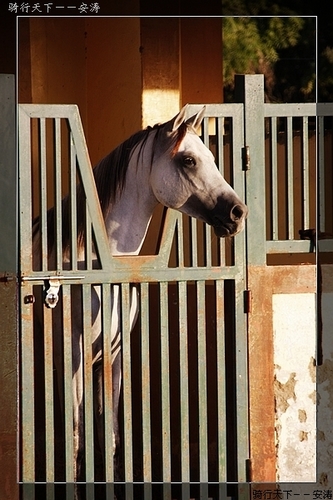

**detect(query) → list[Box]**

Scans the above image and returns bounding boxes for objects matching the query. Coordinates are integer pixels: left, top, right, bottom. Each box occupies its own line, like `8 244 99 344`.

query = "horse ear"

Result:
170 104 189 132
185 106 206 131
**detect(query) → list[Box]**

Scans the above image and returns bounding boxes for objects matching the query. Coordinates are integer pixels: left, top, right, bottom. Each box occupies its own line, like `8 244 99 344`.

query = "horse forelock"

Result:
171 122 188 157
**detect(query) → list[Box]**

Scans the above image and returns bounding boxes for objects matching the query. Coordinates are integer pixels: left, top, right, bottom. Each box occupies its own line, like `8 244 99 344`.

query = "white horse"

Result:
33 104 247 491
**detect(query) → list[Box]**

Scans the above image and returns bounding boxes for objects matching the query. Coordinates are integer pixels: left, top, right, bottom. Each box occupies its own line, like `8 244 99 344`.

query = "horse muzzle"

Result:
212 203 248 238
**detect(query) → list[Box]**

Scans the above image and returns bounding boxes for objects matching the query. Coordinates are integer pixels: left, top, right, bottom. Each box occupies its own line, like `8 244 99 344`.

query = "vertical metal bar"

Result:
216 117 225 174
215 280 226 481
46 483 55 500
196 281 208 484
44 306 55 482
39 118 48 272
271 117 279 240
70 132 78 270
62 284 74 483
178 281 190 496
19 106 33 274
66 483 75 500
140 282 152 486
235 74 266 266
102 284 114 482
302 117 310 230
105 483 115 500
235 278 249 484
287 116 294 239
216 117 226 267
19 105 35 498
54 118 63 271
194 115 210 269
21 283 35 483
191 219 198 267
121 283 133 486
202 116 210 147
22 483 35 500
82 284 94 482
177 215 184 267
318 116 325 232
85 205 92 270
85 483 95 500
231 105 246 270
205 226 212 268
160 282 171 485
125 483 133 500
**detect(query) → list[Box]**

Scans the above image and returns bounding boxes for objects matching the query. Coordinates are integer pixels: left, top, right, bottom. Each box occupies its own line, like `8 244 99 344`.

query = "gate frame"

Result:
18 98 250 496
5 73 331 497
235 75 319 483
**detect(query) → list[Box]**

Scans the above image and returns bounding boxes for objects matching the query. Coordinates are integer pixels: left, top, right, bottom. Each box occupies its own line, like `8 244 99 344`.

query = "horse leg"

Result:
72 333 84 489
93 352 122 472
93 360 104 479
112 352 122 455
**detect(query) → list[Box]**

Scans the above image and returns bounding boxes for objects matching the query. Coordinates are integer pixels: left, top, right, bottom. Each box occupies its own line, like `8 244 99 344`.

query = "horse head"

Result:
150 104 248 238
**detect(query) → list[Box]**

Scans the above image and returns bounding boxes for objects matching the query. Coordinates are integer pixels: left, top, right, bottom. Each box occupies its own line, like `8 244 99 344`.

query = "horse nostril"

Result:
230 204 246 221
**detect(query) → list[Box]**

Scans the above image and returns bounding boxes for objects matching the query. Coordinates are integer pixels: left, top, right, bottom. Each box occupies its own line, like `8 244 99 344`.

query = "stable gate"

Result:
17 75 328 498
19 102 248 500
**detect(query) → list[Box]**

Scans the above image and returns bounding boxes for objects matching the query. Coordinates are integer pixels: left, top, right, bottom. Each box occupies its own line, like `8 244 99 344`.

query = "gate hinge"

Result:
242 145 250 171
244 289 252 314
246 458 252 482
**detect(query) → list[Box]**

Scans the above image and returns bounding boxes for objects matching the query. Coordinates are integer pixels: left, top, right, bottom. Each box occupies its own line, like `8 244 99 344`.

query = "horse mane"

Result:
33 120 188 256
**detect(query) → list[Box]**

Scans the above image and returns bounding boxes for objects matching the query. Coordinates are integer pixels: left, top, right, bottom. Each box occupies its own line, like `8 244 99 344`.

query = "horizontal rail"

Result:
264 103 316 117
266 240 313 254
19 264 243 285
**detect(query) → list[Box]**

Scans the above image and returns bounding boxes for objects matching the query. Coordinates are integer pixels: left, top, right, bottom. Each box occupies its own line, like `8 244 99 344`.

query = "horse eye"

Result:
183 156 196 167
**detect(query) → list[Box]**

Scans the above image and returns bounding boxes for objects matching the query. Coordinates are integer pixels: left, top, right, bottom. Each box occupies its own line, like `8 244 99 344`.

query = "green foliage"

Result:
222 16 316 102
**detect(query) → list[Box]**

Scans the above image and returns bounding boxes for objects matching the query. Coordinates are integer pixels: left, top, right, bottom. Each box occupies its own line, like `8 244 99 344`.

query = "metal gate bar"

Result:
102 284 114 483
44 305 55 482
302 116 310 230
54 118 63 271
287 116 294 240
121 283 133 484
62 284 74 483
160 281 171 483
140 282 152 482
178 280 190 484
270 116 278 240
83 284 94 481
216 279 226 481
39 118 48 271
140 283 153 500
70 133 78 269
197 280 208 482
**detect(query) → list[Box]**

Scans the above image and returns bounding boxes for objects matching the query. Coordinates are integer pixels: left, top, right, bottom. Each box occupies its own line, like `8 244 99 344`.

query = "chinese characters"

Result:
252 490 333 500
8 2 101 13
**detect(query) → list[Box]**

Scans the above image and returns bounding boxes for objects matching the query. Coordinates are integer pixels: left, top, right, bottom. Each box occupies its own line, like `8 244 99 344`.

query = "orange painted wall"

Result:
18 17 142 166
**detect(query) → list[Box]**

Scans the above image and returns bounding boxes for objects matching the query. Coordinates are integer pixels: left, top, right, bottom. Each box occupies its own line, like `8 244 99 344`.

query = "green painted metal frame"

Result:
19 81 333 500
264 102 317 255
18 100 249 499
16 77 333 500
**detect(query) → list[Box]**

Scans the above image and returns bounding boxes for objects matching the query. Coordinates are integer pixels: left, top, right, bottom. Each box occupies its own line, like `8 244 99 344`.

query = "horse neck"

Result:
104 144 158 256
